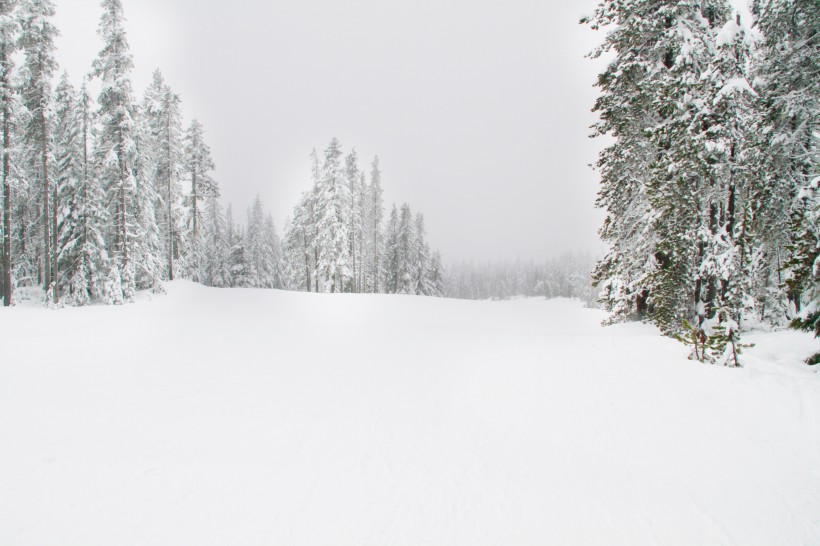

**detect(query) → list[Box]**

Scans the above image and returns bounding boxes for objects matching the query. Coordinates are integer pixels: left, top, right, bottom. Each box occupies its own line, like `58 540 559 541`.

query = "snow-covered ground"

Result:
1 281 819 545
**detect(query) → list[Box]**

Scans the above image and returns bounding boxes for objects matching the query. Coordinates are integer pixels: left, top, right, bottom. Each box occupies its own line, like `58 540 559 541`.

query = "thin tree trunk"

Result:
52 183 57 301
303 232 311 292
42 105 51 296
1 41 10 306
167 115 174 281
373 215 378 293
117 126 128 269
192 168 198 237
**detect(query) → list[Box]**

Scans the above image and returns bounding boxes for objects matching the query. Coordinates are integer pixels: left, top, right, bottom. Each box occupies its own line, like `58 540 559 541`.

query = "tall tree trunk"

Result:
117 126 128 269
373 215 378 293
167 116 174 281
42 107 51 296
303 233 311 292
192 168 198 237
1 42 10 306
52 183 57 301
314 247 319 292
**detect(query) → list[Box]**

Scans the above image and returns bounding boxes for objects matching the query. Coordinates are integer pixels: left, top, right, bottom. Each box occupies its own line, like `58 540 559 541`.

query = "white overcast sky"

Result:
53 0 609 263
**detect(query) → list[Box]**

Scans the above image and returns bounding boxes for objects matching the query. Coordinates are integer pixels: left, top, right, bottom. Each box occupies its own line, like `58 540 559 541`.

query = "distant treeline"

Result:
445 254 598 305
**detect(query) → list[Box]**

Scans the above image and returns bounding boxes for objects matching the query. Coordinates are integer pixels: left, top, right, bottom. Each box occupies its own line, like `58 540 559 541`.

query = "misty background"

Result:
53 0 607 263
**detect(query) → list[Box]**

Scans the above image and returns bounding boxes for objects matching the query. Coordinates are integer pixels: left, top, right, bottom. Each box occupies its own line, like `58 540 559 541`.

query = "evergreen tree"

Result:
142 69 184 282
0 0 17 306
756 0 820 361
587 0 761 363
264 212 283 289
92 0 140 301
366 156 384 293
344 148 362 292
314 138 350 292
227 209 249 288
383 203 399 293
202 193 229 287
429 250 445 297
245 195 267 287
283 191 316 291
182 119 217 281
18 0 57 301
54 74 107 305
131 111 162 292
412 213 432 296
397 203 414 294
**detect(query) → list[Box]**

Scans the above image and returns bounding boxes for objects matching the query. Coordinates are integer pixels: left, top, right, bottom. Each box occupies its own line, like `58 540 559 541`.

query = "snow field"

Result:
1 281 819 545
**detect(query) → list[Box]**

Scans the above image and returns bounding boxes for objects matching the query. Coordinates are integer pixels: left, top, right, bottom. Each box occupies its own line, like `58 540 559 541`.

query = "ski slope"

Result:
1 281 819 545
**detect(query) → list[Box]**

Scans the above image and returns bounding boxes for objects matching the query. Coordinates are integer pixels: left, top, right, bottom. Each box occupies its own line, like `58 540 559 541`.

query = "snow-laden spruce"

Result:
586 0 820 365
282 138 445 296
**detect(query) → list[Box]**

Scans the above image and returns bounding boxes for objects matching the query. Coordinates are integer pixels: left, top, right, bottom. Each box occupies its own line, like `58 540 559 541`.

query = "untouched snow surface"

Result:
2 281 820 545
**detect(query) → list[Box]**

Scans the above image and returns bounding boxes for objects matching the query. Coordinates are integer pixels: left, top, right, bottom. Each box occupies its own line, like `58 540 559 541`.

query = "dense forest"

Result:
0 0 293 306
0 0 450 305
280 140 446 297
585 0 820 364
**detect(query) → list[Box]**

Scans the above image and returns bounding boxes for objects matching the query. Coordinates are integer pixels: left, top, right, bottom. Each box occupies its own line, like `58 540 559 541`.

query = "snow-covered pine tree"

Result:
226 206 249 288
585 0 663 323
202 192 229 287
244 195 266 287
18 0 57 302
54 73 108 305
182 119 217 282
356 170 367 292
365 156 384 293
314 138 351 292
756 0 820 358
92 0 140 301
689 7 759 362
263 212 283 289
587 0 759 358
0 0 17 306
429 250 445 297
412 213 432 296
397 203 415 295
383 203 399 293
142 69 184 282
131 101 163 292
344 148 362 292
283 191 316 291
309 148 320 292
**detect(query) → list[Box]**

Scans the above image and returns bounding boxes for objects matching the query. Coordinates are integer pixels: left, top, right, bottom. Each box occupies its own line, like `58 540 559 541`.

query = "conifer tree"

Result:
412 213 432 296
202 193 229 287
264 212 283 289
92 0 140 301
383 204 399 293
54 74 107 305
315 138 350 292
757 0 820 352
18 0 57 301
0 0 17 306
182 119 217 281
397 203 415 295
366 156 384 293
587 0 760 358
344 148 362 293
142 69 184 282
429 250 445 297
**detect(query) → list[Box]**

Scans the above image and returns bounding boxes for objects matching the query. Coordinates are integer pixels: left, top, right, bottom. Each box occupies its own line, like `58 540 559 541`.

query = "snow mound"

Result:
1 282 819 545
